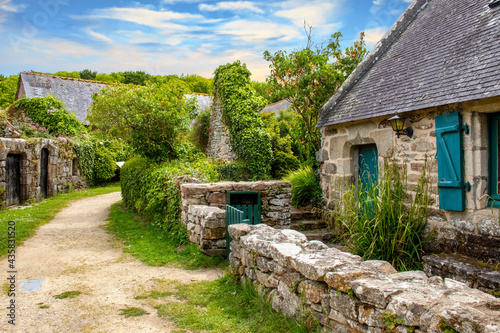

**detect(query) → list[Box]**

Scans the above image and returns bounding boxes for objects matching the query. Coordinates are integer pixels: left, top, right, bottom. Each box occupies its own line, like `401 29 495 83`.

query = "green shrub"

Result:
94 144 117 184
190 109 211 152
74 140 119 186
332 158 431 271
284 166 322 207
217 161 250 181
271 151 300 179
14 95 87 137
120 157 218 241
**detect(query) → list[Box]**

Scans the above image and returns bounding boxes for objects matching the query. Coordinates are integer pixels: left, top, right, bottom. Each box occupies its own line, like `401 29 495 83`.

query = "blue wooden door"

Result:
358 144 378 189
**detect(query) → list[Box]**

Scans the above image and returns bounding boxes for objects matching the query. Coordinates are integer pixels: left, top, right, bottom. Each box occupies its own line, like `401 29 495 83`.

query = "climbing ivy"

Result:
213 61 272 180
74 140 118 186
14 95 87 137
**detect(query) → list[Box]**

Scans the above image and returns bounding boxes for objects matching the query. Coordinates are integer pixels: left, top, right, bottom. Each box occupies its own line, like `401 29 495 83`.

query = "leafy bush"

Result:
217 161 250 181
190 109 211 152
87 82 192 161
120 157 218 241
74 140 119 186
214 61 272 179
284 166 322 207
93 144 117 184
271 151 300 179
14 95 87 137
332 158 431 271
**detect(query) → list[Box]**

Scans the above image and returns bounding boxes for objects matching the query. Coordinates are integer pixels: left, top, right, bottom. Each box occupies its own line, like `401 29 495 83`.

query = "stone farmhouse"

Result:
317 0 500 265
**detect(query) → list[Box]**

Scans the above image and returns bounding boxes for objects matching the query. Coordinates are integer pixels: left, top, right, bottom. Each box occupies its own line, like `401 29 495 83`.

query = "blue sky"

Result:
0 0 412 81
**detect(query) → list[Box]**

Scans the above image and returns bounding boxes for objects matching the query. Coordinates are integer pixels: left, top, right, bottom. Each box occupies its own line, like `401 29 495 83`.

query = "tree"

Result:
87 82 192 161
180 74 213 94
53 71 81 79
95 72 125 83
79 69 97 80
122 71 150 86
264 30 367 160
0 75 19 109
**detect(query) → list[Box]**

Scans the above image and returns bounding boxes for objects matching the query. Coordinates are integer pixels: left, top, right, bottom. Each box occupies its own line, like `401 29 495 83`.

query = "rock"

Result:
281 229 308 244
269 243 303 267
298 280 328 304
228 224 253 241
272 281 302 317
330 291 359 321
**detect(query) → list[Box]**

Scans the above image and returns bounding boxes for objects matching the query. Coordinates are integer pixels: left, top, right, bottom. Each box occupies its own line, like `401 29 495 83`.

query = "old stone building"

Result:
317 0 500 262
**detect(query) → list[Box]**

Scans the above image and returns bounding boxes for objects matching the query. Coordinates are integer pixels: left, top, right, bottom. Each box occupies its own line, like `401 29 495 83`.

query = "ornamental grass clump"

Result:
285 166 323 207
333 157 431 271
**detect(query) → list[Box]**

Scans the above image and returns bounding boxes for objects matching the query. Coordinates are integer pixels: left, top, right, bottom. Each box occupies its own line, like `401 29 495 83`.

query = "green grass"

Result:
107 202 226 270
152 274 317 333
119 307 149 317
54 291 81 299
0 183 120 259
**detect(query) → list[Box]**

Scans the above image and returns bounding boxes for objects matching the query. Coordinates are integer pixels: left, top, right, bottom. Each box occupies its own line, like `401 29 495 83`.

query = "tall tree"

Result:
264 30 367 159
0 75 19 110
79 69 97 80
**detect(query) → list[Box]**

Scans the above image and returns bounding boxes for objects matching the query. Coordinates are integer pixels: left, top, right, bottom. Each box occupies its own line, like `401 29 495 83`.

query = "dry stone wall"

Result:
206 95 236 160
0 137 86 206
228 223 500 333
180 181 292 256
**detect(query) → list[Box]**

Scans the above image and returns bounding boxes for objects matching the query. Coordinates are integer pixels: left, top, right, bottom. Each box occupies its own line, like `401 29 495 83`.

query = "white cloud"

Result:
363 26 388 47
274 1 343 28
199 1 264 14
0 0 27 13
218 19 300 43
84 28 113 43
73 7 202 30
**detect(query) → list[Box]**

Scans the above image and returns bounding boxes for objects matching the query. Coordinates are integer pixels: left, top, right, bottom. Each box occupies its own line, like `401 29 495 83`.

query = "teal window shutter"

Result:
435 112 465 211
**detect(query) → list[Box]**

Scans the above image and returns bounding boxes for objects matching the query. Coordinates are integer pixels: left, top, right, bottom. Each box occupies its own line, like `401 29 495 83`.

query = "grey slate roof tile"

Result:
318 0 500 127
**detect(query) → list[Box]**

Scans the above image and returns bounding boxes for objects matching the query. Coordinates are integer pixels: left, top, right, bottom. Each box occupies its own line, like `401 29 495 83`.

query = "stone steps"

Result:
289 219 327 231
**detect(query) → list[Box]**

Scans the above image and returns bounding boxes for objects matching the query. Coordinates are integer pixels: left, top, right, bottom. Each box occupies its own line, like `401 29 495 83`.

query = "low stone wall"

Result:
180 180 292 256
187 205 227 256
423 255 500 297
228 224 500 333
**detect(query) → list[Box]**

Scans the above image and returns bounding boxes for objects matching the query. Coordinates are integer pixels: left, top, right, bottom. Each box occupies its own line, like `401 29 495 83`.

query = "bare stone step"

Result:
290 220 327 231
290 207 318 221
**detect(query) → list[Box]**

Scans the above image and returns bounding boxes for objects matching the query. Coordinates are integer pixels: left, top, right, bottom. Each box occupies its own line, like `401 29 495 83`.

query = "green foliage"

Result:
14 95 88 137
107 202 225 269
122 70 150 86
95 72 125 83
53 71 80 79
437 319 458 333
120 157 218 237
79 69 97 80
332 158 431 271
271 151 300 179
214 61 272 179
217 161 250 181
251 81 275 103
0 183 120 259
119 307 149 317
74 140 120 186
380 311 405 331
285 166 323 207
0 74 19 110
180 74 213 94
264 30 366 159
54 291 81 299
190 109 211 152
88 82 191 161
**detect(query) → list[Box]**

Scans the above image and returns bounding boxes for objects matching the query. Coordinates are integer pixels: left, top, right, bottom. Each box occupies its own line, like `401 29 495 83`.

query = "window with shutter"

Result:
488 113 500 207
435 112 466 211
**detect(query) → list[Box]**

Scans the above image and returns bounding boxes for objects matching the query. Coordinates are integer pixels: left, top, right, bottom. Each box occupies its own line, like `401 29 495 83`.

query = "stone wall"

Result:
180 181 292 256
228 223 500 333
318 97 500 262
206 95 236 160
0 137 86 206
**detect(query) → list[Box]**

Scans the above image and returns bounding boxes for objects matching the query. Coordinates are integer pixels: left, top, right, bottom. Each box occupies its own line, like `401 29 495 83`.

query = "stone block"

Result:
330 291 359 321
269 242 303 267
202 227 225 240
256 256 271 272
228 223 252 241
291 247 363 281
316 148 329 162
207 192 226 205
245 267 257 281
267 260 287 276
358 305 386 328
272 281 302 317
298 280 328 304
280 271 305 289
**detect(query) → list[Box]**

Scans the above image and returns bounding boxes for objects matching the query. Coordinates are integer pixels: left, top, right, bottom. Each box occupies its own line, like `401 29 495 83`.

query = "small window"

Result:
72 158 78 176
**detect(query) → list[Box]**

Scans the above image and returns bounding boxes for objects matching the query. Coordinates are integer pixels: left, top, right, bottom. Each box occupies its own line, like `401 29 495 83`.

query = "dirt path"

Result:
1 192 224 333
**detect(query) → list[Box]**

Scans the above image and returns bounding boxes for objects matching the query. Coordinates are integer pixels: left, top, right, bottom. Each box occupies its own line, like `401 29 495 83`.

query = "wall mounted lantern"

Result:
388 114 413 138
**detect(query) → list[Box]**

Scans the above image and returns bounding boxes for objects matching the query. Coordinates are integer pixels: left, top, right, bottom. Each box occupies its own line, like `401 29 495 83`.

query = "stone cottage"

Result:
317 0 500 263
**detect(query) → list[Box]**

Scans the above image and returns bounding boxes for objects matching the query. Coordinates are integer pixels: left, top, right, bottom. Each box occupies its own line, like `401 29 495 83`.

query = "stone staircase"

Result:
287 206 335 244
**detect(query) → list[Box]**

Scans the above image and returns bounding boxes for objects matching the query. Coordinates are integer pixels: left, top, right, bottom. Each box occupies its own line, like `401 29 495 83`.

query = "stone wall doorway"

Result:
40 148 49 198
6 154 21 206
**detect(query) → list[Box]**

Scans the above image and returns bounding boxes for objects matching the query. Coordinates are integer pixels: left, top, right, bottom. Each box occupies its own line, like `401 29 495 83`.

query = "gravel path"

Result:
1 192 224 332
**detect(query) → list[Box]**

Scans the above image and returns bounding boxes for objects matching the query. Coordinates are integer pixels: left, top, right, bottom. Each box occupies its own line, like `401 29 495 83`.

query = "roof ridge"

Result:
317 0 429 128
19 72 108 85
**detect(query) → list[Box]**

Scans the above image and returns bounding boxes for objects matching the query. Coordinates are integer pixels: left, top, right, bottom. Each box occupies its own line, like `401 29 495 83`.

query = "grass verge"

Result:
146 274 316 333
0 183 120 259
106 202 226 270
54 291 81 299
119 307 149 317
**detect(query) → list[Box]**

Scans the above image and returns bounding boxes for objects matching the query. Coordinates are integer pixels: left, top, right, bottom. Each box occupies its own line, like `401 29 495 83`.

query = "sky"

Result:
0 0 412 81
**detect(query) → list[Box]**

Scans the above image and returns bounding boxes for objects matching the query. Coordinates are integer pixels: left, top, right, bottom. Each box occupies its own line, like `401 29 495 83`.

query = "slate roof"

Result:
261 99 291 115
16 72 108 122
317 0 500 128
